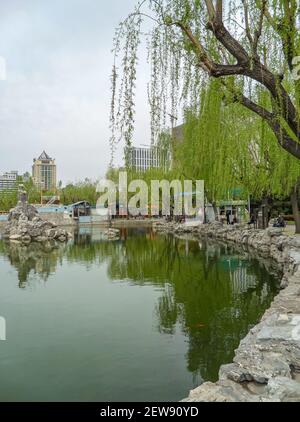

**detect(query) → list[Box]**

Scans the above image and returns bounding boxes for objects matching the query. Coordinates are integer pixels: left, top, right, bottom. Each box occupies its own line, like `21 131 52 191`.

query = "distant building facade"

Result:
0 171 18 191
172 124 184 143
32 151 57 191
126 145 170 172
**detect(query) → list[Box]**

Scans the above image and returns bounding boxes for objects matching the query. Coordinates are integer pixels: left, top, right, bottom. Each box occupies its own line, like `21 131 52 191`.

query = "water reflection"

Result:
0 226 280 382
0 241 66 288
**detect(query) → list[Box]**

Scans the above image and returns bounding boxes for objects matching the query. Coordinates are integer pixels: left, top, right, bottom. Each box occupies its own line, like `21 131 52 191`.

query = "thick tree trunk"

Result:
291 186 300 234
262 197 271 229
212 202 219 221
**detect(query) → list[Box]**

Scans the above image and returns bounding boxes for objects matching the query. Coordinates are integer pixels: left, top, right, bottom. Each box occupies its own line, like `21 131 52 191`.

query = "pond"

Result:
0 226 280 402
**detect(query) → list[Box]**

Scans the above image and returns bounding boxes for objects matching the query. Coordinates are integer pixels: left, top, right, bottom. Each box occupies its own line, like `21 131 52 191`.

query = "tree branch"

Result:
238 94 274 122
215 0 223 22
242 0 254 46
176 22 214 73
206 18 249 65
252 0 267 54
177 12 300 141
221 79 274 122
264 1 297 72
270 121 300 160
178 3 300 158
221 79 300 160
204 0 216 20
177 22 245 77
237 94 300 160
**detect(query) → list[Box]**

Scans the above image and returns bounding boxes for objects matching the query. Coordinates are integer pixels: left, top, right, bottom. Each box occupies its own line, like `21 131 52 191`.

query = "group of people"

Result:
273 215 286 228
247 213 286 228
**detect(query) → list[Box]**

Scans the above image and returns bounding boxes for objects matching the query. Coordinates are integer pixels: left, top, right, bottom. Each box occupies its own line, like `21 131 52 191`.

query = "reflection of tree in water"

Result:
153 238 280 382
0 241 65 288
66 228 280 382
0 228 281 383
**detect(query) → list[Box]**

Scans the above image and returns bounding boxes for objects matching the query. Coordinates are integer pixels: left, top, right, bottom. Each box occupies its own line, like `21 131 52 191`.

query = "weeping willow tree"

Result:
110 0 300 164
174 79 236 203
110 0 300 230
174 78 300 231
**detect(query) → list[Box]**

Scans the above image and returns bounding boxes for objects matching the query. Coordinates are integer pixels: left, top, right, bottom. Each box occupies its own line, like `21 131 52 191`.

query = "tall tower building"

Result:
32 151 57 191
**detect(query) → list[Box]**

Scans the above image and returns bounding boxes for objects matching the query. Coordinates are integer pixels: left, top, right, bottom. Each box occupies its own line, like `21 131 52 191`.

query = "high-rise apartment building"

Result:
126 145 170 172
32 151 57 191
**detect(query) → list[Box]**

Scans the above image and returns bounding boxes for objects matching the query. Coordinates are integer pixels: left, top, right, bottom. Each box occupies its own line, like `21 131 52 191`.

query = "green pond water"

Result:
0 226 280 402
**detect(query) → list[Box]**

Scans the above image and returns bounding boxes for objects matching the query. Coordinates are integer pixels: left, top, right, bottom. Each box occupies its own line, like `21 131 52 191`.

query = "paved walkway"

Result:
284 225 300 237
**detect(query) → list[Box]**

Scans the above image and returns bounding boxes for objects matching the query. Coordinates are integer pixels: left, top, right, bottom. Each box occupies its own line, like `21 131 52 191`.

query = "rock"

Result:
289 249 300 266
266 377 300 402
35 236 48 242
104 228 120 240
44 229 57 239
289 238 300 249
9 234 22 241
183 379 260 402
266 228 284 237
219 363 253 383
4 203 70 244
19 214 28 223
8 204 38 222
28 228 42 238
280 276 289 289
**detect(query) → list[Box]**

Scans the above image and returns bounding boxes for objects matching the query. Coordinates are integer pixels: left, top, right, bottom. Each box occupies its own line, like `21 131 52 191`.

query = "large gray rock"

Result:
4 203 71 243
8 204 38 222
266 377 300 402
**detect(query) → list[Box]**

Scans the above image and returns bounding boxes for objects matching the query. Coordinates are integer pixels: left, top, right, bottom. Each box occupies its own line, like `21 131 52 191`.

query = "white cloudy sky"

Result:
0 0 152 184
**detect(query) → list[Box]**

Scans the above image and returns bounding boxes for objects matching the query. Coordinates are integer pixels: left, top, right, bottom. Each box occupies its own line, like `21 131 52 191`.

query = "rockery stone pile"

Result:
3 204 71 243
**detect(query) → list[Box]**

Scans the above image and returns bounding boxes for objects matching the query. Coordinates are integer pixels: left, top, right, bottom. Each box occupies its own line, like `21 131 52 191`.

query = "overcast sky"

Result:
0 0 151 184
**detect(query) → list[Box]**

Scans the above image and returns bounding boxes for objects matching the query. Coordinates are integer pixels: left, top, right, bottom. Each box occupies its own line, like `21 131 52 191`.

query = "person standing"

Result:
226 210 230 225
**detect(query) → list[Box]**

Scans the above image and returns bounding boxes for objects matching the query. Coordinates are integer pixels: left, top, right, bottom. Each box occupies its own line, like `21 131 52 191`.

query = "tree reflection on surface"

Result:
0 226 280 382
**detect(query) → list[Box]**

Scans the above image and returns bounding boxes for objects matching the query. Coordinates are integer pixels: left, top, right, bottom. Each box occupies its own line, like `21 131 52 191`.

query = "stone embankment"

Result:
3 204 72 243
154 221 300 402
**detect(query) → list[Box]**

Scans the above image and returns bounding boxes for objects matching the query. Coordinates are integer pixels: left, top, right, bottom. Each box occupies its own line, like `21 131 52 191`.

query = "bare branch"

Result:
206 19 249 65
204 0 215 20
234 92 300 159
263 6 278 31
215 0 223 22
177 22 245 77
242 0 254 46
238 94 274 122
252 0 267 54
176 22 213 73
130 11 162 25
237 96 300 159
221 79 273 121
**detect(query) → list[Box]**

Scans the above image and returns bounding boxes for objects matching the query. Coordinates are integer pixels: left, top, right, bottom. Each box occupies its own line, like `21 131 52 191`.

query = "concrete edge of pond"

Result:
154 222 300 402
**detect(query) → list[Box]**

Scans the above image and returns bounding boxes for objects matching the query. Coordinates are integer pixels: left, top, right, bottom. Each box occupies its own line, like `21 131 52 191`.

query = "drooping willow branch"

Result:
110 0 300 167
